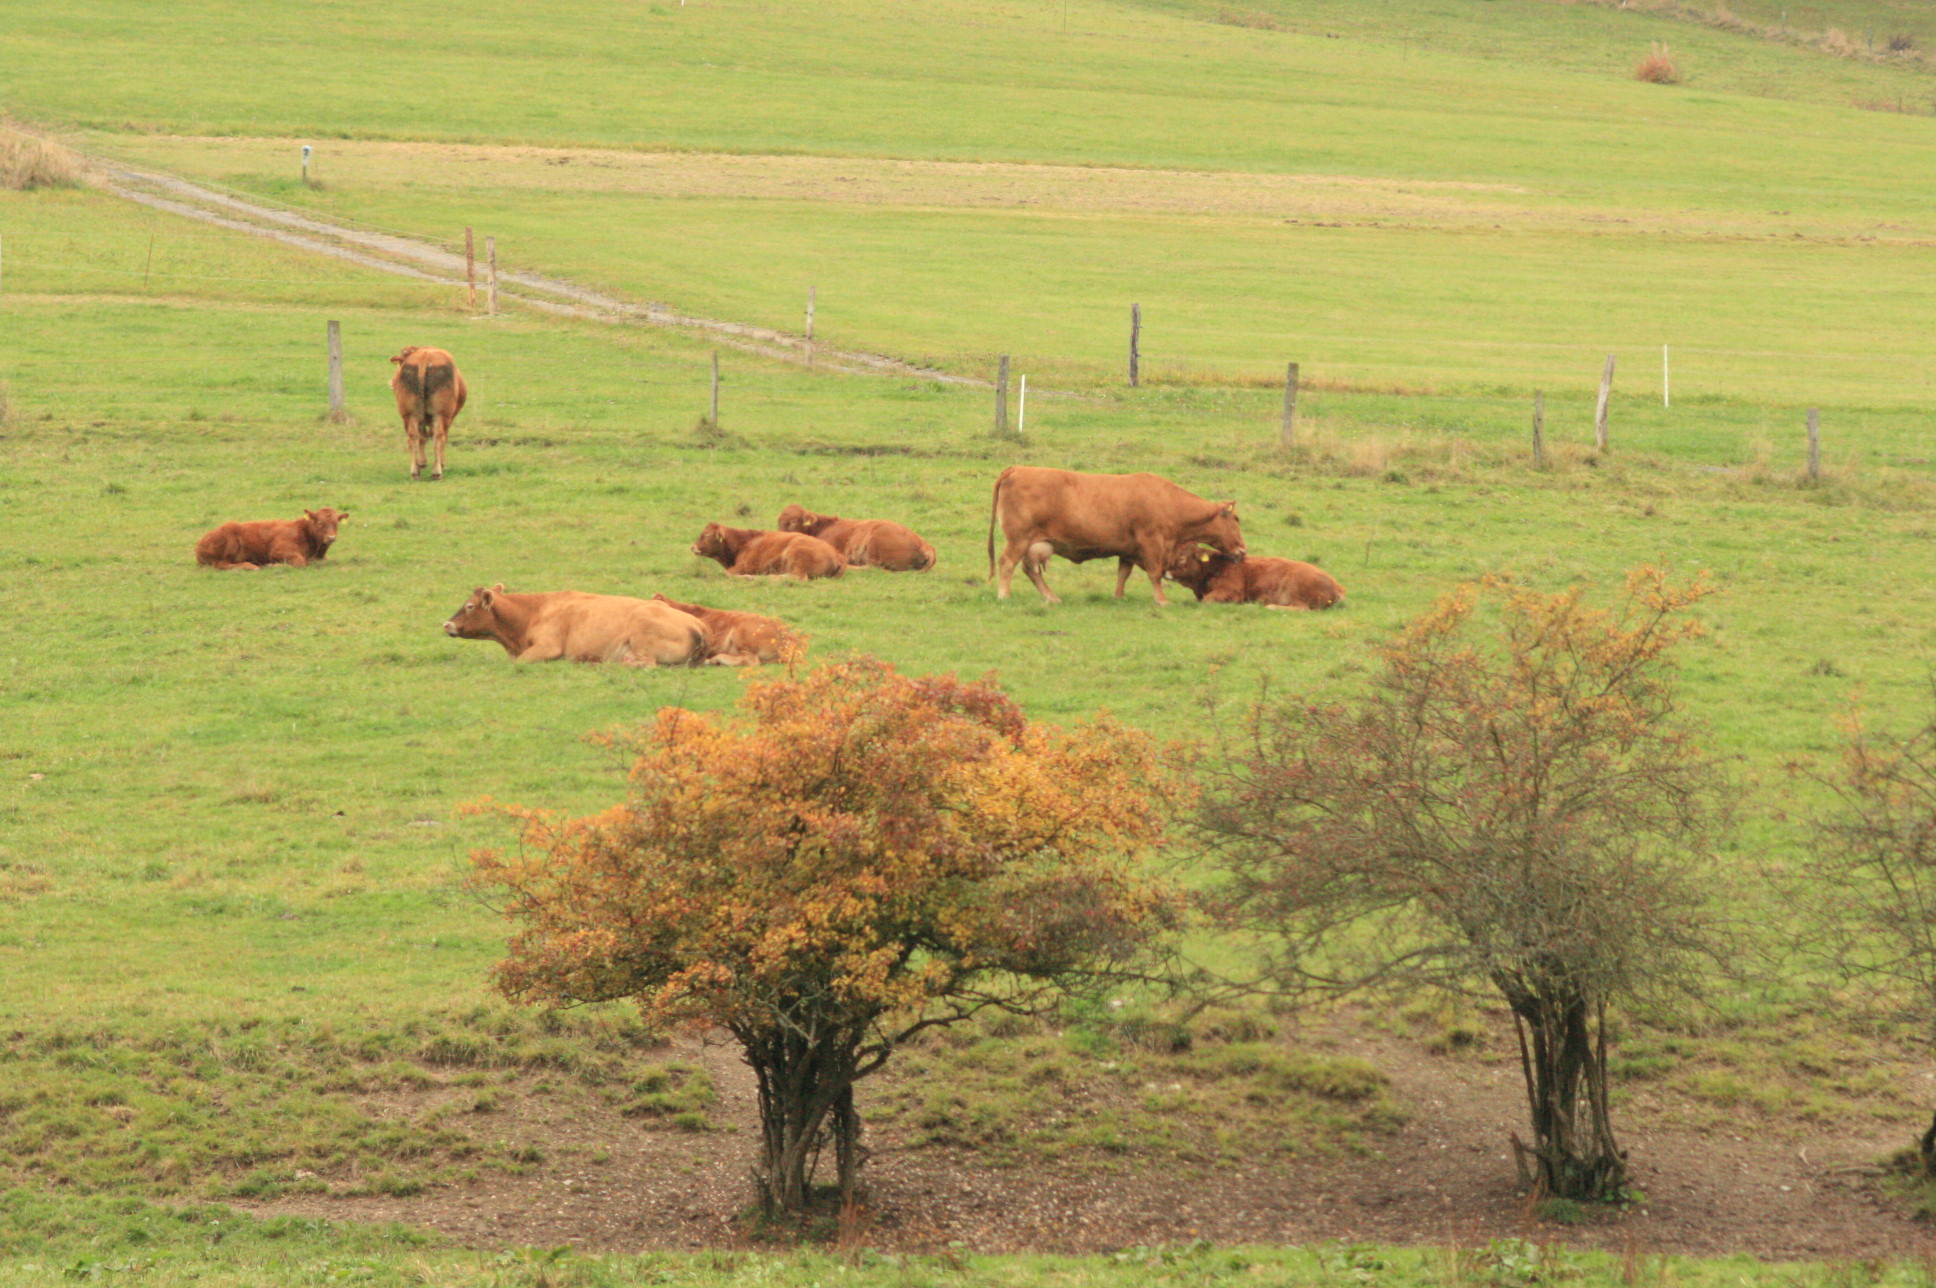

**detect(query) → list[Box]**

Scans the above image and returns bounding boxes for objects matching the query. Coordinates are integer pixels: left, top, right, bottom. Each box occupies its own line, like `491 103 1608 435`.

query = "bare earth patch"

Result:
234 1026 1936 1260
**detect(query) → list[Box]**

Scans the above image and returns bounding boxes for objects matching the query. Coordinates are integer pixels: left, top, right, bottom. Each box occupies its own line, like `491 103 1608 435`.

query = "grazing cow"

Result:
442 585 704 666
1165 548 1346 610
690 523 845 579
650 594 804 666
196 507 348 570
986 466 1245 605
775 504 936 572
389 346 468 481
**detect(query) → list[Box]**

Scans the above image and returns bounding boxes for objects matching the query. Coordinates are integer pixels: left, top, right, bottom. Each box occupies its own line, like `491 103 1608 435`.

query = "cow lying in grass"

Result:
650 595 803 666
775 504 936 572
195 508 348 570
1165 547 1345 610
443 585 704 665
691 523 845 579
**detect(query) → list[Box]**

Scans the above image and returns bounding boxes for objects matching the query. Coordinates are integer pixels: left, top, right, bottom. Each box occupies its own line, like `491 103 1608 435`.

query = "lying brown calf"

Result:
775 504 936 572
1165 548 1345 610
650 594 804 666
691 522 845 579
443 584 704 665
196 508 348 570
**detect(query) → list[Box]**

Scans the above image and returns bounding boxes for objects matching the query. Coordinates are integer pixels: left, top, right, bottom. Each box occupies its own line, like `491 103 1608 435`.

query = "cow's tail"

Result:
986 468 1012 580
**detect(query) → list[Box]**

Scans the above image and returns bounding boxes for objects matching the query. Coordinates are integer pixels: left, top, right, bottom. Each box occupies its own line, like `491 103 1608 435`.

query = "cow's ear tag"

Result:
1199 552 1211 562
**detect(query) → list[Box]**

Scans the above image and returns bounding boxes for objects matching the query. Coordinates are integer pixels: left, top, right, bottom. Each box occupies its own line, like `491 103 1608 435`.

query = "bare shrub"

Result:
0 129 85 190
1888 32 1917 53
1633 43 1681 84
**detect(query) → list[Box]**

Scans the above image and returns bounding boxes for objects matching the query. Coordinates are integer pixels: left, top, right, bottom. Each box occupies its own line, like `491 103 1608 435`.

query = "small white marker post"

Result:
1663 344 1670 409
1017 374 1027 436
301 144 312 185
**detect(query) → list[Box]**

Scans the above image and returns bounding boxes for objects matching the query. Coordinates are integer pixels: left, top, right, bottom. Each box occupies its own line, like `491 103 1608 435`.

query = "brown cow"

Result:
195 508 348 570
443 585 704 666
389 346 468 481
987 466 1245 605
691 523 845 579
650 594 803 666
1166 548 1345 610
775 504 936 572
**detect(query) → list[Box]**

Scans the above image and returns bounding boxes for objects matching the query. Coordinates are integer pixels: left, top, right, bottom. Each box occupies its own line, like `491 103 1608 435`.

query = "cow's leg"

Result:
406 420 427 480
994 537 1028 600
1135 545 1170 605
1020 541 1059 604
432 417 449 481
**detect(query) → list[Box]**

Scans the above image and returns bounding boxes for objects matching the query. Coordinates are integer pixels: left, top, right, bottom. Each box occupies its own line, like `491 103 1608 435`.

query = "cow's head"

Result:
1198 501 1245 561
775 504 813 533
1165 545 1233 596
691 522 730 560
444 583 507 638
304 508 348 551
389 347 420 366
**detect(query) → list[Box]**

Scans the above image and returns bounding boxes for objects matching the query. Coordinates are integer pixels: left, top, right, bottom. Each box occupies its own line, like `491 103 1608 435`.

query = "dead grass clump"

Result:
1214 8 1281 30
0 129 85 190
1633 43 1682 84
1820 27 1855 56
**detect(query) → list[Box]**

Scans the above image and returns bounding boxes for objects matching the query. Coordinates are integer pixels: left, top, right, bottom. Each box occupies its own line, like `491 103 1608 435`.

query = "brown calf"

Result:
442 585 704 666
650 595 804 666
195 508 348 570
691 523 845 579
1165 548 1345 610
389 346 468 481
775 504 936 572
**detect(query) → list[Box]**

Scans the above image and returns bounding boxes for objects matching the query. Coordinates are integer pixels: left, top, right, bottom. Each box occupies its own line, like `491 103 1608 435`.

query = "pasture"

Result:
2 0 1935 1276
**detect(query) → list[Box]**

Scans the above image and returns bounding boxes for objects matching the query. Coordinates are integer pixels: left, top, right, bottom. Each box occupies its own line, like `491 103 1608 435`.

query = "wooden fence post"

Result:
326 320 349 424
1280 361 1300 449
465 227 476 310
994 355 1010 439
1594 352 1615 452
1662 343 1670 409
486 236 499 316
710 351 720 426
1128 304 1140 388
1807 408 1821 483
806 285 816 369
1018 373 1028 438
1533 390 1545 469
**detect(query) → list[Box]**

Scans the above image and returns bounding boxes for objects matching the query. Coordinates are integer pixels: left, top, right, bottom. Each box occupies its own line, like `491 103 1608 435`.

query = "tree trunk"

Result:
1502 982 1627 1201
742 1024 868 1217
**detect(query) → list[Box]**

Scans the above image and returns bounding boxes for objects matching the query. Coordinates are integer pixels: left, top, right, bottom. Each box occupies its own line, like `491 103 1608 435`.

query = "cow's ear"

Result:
477 588 493 608
490 582 507 593
304 509 318 521
1221 501 1238 517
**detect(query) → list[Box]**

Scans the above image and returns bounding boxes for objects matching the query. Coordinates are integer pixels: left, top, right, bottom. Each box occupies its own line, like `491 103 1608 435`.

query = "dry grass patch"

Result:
0 127 85 190
1634 43 1682 84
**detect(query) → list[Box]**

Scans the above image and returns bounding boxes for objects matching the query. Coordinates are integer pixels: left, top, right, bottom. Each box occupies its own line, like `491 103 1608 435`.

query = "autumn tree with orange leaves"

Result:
471 658 1178 1219
1197 568 1734 1202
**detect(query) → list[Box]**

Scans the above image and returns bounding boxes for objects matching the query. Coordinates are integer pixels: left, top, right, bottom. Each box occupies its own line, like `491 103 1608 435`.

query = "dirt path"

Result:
96 160 975 384
237 1029 1935 1261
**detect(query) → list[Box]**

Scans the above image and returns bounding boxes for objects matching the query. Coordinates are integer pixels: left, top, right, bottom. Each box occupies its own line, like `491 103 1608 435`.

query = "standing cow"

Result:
389 346 467 481
987 466 1245 605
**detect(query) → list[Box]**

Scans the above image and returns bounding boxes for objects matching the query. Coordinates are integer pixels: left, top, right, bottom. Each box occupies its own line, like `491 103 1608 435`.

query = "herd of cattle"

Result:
191 347 1346 667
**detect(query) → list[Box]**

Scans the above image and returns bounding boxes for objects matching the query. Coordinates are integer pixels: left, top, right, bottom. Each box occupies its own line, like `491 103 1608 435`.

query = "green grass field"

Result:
3 0 1936 1275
